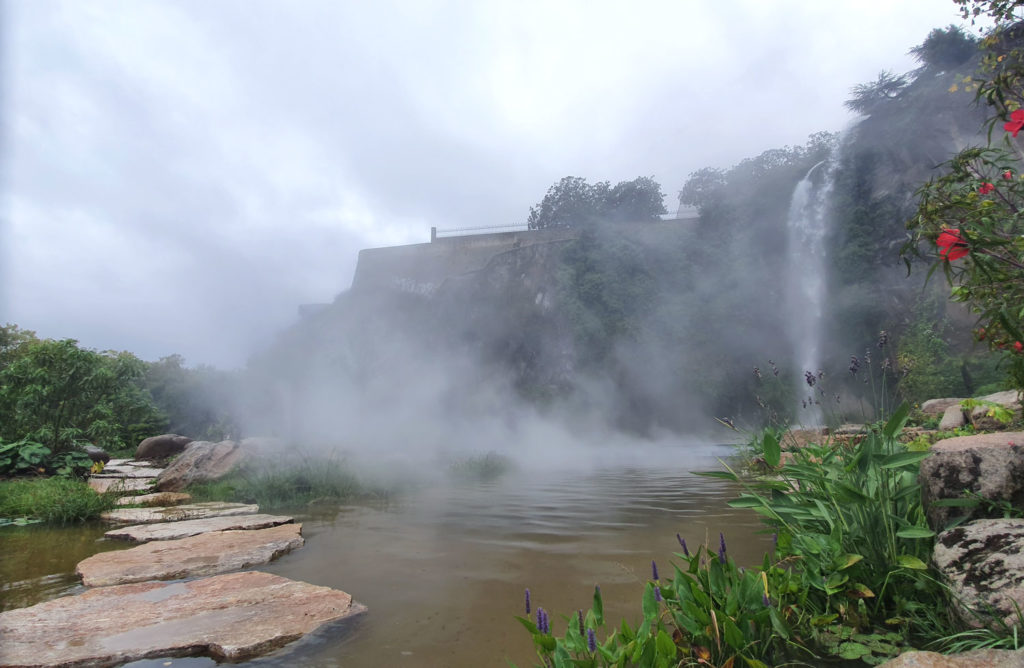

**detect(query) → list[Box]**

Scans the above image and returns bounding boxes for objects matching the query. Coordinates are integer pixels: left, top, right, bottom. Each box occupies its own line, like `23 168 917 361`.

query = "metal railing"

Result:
432 224 529 240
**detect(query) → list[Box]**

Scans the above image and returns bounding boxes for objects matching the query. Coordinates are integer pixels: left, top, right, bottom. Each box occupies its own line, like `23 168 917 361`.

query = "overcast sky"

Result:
1 0 978 367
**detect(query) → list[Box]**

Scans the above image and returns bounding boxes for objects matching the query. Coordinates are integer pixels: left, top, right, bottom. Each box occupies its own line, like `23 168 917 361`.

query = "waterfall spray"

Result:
785 156 837 425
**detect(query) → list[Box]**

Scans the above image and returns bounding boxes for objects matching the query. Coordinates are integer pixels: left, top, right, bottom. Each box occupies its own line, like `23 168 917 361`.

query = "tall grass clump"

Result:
189 452 386 509
0 477 116 524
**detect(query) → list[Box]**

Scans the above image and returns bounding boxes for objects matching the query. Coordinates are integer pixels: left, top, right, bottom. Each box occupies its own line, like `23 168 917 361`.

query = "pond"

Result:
0 443 767 667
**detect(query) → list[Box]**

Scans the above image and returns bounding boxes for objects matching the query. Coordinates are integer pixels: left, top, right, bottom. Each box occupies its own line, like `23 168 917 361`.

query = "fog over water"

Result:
1 0 979 367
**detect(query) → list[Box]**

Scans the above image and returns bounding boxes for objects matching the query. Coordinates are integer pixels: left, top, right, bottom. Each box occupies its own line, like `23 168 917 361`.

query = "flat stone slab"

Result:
114 492 192 507
88 477 156 494
91 466 165 478
0 571 366 667
105 513 294 542
879 647 1024 667
105 458 132 466
77 523 303 586
100 501 259 525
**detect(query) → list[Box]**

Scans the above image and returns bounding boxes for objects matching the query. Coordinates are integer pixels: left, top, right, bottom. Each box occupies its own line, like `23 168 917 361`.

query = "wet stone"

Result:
90 466 165 478
88 477 156 494
100 501 258 525
0 571 366 667
76 523 304 586
105 513 294 542
114 492 192 507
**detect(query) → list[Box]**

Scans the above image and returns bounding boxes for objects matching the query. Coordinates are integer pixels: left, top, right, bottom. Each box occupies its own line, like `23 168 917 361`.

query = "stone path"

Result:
77 523 305 586
105 513 294 542
0 571 366 667
101 501 259 524
113 491 191 507
0 457 366 666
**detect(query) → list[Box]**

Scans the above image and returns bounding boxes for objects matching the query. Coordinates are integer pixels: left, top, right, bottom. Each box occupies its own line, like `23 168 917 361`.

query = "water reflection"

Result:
3 446 767 667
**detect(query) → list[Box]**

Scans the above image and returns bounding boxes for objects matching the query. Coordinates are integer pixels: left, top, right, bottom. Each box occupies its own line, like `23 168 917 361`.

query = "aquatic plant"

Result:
0 477 116 525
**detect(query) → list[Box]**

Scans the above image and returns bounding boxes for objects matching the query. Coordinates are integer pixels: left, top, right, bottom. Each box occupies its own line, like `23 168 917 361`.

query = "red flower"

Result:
936 228 969 261
979 182 996 195
1015 341 1023 353
1005 109 1024 137
978 328 987 341
1004 170 1014 180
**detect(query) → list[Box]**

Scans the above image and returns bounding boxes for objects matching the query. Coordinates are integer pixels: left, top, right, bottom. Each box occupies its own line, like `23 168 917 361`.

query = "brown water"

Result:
0 444 767 667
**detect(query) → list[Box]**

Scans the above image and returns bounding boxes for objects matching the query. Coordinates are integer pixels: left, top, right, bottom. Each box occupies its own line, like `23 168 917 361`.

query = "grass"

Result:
188 454 389 510
446 451 513 481
0 476 117 524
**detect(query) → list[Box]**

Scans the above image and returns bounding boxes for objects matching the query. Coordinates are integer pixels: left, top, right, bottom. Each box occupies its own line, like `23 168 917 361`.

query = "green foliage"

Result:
0 336 166 454
845 71 910 115
895 301 967 404
0 477 116 524
910 26 979 71
143 354 238 441
527 176 666 230
188 453 384 509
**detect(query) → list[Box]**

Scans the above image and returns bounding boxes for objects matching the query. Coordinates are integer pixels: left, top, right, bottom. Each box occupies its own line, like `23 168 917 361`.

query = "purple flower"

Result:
772 533 778 553
763 593 771 607
718 532 727 565
651 560 659 581
577 609 584 636
677 534 690 557
525 588 531 615
536 607 545 633
654 586 662 602
587 628 597 653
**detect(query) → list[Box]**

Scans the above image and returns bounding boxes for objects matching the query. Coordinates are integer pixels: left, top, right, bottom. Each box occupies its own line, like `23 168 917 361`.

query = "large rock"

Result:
90 465 165 478
0 571 366 667
83 444 109 464
155 439 246 492
100 501 258 525
76 523 304 586
938 404 966 431
105 513 293 542
919 431 1024 529
933 519 1024 628
879 648 1024 667
135 433 193 460
921 397 964 417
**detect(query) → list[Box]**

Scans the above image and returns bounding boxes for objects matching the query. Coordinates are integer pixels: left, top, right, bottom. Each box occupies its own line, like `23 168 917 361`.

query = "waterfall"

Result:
785 156 836 425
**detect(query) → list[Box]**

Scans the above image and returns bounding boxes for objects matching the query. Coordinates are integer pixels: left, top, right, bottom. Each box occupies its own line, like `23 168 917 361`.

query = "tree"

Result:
904 6 1024 389
909 25 979 71
845 70 909 115
526 175 665 229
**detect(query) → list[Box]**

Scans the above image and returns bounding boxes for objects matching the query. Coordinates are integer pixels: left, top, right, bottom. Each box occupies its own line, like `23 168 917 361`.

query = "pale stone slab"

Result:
77 523 303 586
91 466 165 478
105 458 132 466
114 492 192 507
100 501 258 525
88 477 156 494
879 648 1024 667
105 513 293 542
0 571 366 667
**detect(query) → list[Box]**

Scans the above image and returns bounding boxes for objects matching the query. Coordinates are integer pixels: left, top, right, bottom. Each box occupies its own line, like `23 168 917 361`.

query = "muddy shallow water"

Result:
0 444 767 667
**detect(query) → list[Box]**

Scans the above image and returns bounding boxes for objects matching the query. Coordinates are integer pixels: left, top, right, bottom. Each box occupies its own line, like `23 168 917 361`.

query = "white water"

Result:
785 158 834 425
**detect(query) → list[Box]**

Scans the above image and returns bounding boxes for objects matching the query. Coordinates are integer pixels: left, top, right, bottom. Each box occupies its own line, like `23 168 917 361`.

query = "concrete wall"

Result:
350 218 698 296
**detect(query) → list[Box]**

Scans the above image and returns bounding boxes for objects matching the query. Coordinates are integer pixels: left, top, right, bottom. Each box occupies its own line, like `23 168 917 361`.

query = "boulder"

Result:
879 648 1024 667
938 404 966 431
921 397 964 417
933 519 1024 628
83 444 109 464
135 433 193 460
105 513 293 542
100 501 258 525
155 439 246 492
0 571 366 666
76 523 304 586
919 431 1024 529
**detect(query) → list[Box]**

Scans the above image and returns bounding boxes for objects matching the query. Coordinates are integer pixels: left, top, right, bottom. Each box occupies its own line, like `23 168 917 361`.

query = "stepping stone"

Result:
76 523 303 586
88 477 156 494
105 513 293 542
100 501 258 525
114 492 192 507
0 571 366 666
105 458 132 467
91 466 165 478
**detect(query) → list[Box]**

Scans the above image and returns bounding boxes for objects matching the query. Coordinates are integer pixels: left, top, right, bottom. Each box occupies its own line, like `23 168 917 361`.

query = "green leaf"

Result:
763 431 781 469
728 495 767 509
896 527 936 539
835 553 864 570
655 629 675 658
896 555 928 570
930 497 981 507
879 451 931 469
839 641 872 659
883 401 911 439
722 616 744 650
593 585 604 627
693 470 739 482
642 583 659 622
